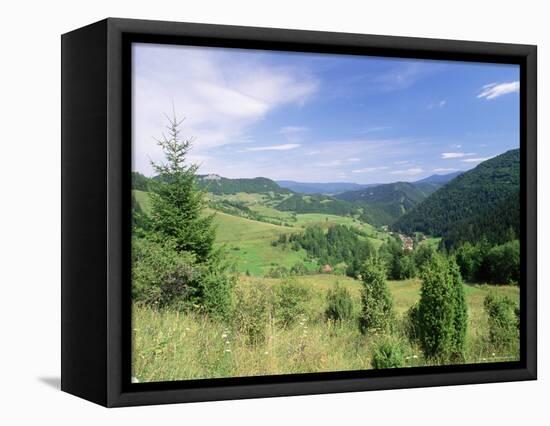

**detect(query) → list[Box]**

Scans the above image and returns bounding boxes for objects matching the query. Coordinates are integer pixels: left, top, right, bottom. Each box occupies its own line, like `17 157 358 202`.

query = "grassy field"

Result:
211 210 317 275
132 274 519 382
134 189 388 275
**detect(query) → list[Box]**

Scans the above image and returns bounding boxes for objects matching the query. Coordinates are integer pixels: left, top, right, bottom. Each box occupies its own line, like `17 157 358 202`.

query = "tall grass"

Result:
132 275 519 382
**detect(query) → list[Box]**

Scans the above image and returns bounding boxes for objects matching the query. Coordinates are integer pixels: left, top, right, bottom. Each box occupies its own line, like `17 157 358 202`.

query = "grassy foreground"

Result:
132 275 519 382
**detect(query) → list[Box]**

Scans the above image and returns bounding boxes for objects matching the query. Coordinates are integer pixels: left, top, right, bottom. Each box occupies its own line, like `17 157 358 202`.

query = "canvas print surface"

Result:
131 43 520 383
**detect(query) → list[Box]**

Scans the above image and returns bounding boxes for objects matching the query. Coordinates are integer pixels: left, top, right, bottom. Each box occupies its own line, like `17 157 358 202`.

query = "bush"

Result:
132 237 199 309
416 254 468 361
455 242 484 282
265 266 289 278
290 262 308 276
233 283 274 345
325 283 354 323
274 278 311 328
132 237 234 319
371 338 404 369
358 256 394 334
485 240 520 284
392 253 417 280
484 293 519 349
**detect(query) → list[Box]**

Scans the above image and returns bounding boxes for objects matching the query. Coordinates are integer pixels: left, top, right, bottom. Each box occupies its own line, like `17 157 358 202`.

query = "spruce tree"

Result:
149 111 215 263
417 254 468 360
358 255 394 334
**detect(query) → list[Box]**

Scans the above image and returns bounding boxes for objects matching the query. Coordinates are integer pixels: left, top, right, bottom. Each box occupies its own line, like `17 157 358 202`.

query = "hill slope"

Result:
335 181 430 225
197 175 291 195
393 149 520 236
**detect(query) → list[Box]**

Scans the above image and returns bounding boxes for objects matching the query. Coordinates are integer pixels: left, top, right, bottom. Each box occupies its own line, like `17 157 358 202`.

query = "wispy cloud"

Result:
433 167 458 173
390 167 424 176
394 160 409 165
279 126 309 143
244 143 301 152
352 166 389 174
133 43 318 174
478 81 519 100
462 157 491 163
428 99 447 109
441 152 475 159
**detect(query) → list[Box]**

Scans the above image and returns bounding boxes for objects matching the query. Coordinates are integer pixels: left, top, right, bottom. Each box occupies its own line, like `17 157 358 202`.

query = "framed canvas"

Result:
61 18 537 407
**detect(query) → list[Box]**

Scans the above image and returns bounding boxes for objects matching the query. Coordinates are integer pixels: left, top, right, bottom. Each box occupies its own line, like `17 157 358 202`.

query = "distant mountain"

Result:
276 180 377 195
197 175 291 195
414 171 463 185
335 181 430 225
393 149 520 236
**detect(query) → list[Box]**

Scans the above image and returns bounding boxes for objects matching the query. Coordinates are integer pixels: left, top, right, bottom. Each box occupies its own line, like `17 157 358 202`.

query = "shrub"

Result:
274 278 311 328
416 254 468 361
265 266 289 278
455 242 484 282
484 293 519 349
392 253 417 280
132 237 198 309
233 283 274 345
371 338 404 369
325 283 354 323
358 256 394 334
132 237 235 319
290 262 308 276
485 240 520 284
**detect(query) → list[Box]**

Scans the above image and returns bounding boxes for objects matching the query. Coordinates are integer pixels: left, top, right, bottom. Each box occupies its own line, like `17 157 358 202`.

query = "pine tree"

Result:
416 254 468 360
149 110 216 263
358 255 394 334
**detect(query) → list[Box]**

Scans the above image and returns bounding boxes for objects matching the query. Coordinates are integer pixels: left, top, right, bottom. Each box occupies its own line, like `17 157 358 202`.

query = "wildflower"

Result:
225 348 231 353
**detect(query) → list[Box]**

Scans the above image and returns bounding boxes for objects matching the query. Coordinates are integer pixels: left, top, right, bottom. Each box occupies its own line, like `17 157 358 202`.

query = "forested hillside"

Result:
441 189 520 249
274 193 359 216
197 175 291 195
393 149 520 236
335 181 430 225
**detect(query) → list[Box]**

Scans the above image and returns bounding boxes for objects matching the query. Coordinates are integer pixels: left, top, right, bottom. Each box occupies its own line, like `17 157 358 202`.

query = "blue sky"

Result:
132 43 519 183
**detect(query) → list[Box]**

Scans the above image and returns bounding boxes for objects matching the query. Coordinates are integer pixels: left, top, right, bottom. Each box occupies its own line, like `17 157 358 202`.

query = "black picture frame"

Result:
61 17 537 407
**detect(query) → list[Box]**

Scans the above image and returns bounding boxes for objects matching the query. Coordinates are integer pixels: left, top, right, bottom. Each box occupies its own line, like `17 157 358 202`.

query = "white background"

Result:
0 0 546 424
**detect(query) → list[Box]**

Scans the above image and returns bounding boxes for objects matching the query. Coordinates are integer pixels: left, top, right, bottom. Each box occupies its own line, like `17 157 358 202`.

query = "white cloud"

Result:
316 160 343 167
394 160 409 165
478 81 519 100
428 99 447 109
390 167 424 176
347 157 361 163
279 126 309 143
352 166 389 174
462 157 491 163
441 152 475 159
244 144 301 152
133 43 318 175
433 168 458 173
